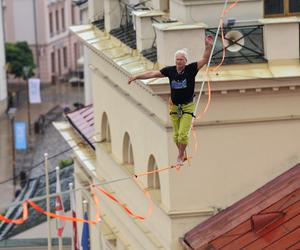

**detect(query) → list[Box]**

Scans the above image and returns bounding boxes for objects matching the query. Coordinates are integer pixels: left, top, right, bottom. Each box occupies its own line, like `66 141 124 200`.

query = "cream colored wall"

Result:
263 22 299 60
168 87 300 210
82 36 300 249
104 0 121 31
155 25 206 66
89 52 176 248
89 0 104 21
169 0 263 27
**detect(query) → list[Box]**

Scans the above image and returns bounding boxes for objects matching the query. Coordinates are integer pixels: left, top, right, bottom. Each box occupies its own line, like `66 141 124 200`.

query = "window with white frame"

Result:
264 0 300 17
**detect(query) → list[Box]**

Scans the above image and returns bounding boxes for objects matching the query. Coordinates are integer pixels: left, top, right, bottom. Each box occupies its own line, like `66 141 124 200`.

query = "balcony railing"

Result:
206 24 266 65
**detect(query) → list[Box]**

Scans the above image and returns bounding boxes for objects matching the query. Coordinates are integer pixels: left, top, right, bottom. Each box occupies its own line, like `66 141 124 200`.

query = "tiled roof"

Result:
92 19 104 31
141 47 157 63
183 164 300 250
92 21 158 63
66 105 95 149
110 24 137 49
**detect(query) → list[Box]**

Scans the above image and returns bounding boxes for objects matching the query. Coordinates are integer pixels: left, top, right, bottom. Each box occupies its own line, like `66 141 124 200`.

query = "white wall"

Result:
170 0 263 27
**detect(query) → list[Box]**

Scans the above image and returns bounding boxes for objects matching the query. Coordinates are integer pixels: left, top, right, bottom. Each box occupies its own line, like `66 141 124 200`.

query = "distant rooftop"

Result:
72 0 88 6
66 104 95 150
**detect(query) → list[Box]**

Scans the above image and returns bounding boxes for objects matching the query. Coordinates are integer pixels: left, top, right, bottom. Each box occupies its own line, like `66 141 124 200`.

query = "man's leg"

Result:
170 104 180 148
177 102 195 164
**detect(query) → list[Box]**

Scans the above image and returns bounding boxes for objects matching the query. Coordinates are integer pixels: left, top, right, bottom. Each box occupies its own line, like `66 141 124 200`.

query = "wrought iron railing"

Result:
206 24 266 65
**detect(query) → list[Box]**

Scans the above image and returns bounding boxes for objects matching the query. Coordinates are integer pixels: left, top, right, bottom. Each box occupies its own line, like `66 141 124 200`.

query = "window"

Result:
51 51 55 73
57 49 61 76
63 47 67 68
61 8 65 31
289 0 300 13
71 5 75 25
49 12 53 36
55 10 59 33
264 0 300 16
74 43 78 61
123 132 134 174
101 112 111 152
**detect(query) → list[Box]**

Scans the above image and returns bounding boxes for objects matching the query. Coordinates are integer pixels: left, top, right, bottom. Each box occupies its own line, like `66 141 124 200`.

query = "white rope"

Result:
188 0 230 138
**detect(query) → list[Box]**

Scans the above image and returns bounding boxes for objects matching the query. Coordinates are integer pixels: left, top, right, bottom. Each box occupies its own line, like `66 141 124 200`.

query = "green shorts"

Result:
169 102 195 145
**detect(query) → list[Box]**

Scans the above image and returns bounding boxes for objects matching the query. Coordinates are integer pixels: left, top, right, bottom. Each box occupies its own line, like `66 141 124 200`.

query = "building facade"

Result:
55 0 300 249
2 0 82 84
0 0 7 114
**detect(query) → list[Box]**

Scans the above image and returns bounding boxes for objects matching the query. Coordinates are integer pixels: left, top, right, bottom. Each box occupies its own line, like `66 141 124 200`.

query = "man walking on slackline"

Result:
128 36 213 166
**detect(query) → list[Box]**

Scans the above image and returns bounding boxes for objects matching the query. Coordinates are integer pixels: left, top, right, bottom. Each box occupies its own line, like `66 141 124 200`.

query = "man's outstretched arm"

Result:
197 36 213 70
128 70 164 84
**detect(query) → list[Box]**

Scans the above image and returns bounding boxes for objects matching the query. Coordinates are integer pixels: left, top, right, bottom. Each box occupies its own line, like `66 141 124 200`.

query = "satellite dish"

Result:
224 30 244 52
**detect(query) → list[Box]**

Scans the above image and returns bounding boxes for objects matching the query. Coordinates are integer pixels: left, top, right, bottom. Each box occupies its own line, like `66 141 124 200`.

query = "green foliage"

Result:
58 158 74 169
5 41 36 79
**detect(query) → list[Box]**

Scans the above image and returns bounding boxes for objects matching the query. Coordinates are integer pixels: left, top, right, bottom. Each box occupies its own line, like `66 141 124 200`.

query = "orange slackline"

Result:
135 156 192 177
93 184 151 221
27 187 101 225
0 203 28 225
0 0 243 227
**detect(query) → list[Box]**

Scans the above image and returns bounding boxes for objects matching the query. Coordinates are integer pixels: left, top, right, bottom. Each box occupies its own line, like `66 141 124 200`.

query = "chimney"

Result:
153 22 207 66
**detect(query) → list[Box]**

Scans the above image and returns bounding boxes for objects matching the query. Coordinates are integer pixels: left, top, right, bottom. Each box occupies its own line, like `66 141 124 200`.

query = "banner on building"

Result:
14 121 27 150
29 78 41 104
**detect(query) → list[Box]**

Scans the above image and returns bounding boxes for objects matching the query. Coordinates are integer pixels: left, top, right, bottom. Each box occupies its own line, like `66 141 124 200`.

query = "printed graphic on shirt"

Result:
171 79 187 89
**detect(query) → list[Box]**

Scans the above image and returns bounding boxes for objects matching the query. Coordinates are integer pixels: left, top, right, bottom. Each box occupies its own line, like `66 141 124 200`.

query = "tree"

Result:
5 41 36 79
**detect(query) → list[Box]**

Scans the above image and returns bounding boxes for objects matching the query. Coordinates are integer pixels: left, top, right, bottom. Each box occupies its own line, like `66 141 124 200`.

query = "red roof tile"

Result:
66 105 95 149
183 164 300 250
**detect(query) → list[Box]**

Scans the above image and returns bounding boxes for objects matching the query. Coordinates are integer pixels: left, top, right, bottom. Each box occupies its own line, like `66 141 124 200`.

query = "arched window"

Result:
147 155 161 202
123 132 134 174
101 112 111 151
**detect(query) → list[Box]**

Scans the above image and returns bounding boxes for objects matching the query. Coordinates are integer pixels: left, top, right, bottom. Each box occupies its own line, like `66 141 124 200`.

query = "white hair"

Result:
174 48 189 62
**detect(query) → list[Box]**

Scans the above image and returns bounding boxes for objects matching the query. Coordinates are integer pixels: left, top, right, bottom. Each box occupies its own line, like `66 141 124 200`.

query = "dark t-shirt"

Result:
160 62 198 105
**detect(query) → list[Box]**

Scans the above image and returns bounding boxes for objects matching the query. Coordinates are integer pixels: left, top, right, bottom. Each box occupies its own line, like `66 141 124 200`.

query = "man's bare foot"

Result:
177 156 184 166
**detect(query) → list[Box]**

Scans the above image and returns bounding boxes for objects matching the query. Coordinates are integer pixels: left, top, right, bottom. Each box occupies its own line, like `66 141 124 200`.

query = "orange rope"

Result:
0 203 28 224
94 183 152 220
134 156 192 177
189 0 241 162
27 200 100 224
